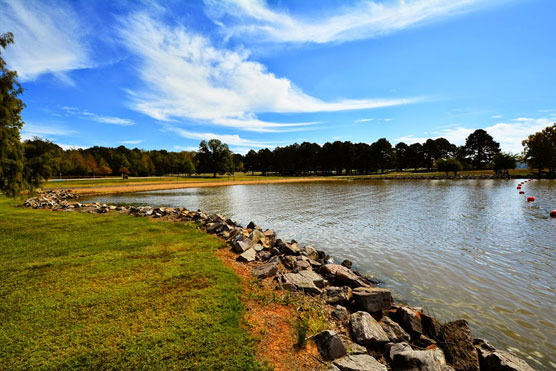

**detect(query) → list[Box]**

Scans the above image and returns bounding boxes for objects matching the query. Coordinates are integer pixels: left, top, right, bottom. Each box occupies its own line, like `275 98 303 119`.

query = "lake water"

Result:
87 179 556 369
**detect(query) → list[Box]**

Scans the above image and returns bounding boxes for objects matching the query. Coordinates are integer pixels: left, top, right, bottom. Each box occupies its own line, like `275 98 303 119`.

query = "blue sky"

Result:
2 0 555 154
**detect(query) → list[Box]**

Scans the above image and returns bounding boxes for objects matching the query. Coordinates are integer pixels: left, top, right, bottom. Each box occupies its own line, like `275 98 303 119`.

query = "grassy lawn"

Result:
43 174 295 189
0 197 262 370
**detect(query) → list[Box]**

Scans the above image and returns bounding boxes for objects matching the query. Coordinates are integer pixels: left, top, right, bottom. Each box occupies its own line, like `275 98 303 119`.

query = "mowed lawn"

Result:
0 197 262 370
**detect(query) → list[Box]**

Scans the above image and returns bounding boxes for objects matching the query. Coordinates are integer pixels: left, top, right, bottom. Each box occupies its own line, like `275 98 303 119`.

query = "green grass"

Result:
43 174 297 189
0 197 262 370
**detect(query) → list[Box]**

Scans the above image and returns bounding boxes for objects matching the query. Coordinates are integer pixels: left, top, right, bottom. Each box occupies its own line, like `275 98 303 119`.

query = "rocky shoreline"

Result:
23 190 534 371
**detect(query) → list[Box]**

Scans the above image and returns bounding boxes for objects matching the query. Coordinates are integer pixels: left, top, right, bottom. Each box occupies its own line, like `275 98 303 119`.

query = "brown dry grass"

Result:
67 177 332 195
215 248 327 371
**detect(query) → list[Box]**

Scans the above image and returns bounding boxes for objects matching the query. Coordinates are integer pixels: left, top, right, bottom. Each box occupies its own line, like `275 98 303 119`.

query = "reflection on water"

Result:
87 179 556 369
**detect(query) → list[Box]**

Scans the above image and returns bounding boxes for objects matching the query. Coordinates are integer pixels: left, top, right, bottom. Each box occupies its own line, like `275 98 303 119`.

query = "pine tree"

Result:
0 32 26 197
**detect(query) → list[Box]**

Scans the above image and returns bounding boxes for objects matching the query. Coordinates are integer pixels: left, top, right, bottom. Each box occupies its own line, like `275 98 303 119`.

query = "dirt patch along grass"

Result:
0 197 263 370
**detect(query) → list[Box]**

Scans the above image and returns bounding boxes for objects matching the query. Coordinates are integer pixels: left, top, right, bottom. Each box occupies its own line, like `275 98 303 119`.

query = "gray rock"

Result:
389 342 451 371
332 305 349 321
473 339 534 371
440 320 479 371
352 287 393 313
232 238 252 254
258 251 272 261
295 259 311 271
389 306 423 337
302 245 319 260
325 286 353 304
333 354 387 371
283 242 301 255
246 221 256 229
237 248 257 262
321 264 369 288
281 270 324 295
250 229 265 244
380 316 410 343
421 312 443 341
314 330 347 361
329 365 341 371
253 243 264 252
252 261 279 279
346 342 368 355
342 259 353 269
350 311 389 347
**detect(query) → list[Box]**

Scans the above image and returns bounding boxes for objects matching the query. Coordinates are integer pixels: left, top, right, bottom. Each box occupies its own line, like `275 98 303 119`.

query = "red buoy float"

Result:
550 210 556 218
519 191 525 194
527 196 535 202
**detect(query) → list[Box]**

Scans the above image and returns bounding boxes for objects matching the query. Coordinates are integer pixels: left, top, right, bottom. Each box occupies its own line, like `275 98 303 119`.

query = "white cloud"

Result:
355 118 374 123
204 0 489 44
0 0 91 82
122 140 143 145
396 117 554 153
119 13 420 132
62 106 135 126
491 114 503 119
21 123 76 140
166 127 276 149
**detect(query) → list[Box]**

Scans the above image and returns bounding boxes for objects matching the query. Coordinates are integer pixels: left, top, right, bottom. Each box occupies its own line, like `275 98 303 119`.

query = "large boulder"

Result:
281 271 325 295
314 330 347 361
251 261 279 279
321 264 370 288
389 306 423 337
350 311 389 347
440 320 479 371
380 316 410 343
325 286 353 304
232 238 252 253
352 287 393 313
333 354 387 371
473 339 534 371
421 312 442 342
388 342 453 371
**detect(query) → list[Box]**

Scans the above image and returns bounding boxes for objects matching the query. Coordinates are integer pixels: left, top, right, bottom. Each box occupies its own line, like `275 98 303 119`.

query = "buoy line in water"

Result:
517 179 556 218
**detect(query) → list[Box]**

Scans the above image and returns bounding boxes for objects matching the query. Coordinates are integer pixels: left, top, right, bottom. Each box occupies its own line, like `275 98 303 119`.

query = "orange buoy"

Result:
527 196 535 202
519 191 525 194
550 210 556 218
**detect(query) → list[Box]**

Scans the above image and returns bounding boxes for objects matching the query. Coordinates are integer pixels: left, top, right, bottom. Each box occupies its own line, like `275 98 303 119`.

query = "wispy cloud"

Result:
62 106 135 126
165 127 277 149
0 0 91 83
355 118 374 123
204 0 489 44
122 140 143 145
491 114 503 119
119 13 420 133
21 123 76 140
396 117 554 153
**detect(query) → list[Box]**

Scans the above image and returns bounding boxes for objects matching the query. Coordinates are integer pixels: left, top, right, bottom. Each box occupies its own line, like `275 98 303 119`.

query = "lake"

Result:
87 179 556 369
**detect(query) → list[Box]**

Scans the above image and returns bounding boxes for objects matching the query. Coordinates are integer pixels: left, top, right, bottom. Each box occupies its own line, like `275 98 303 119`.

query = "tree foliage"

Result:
0 32 26 196
196 139 233 177
437 158 463 176
464 129 500 169
522 123 556 175
492 152 516 173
